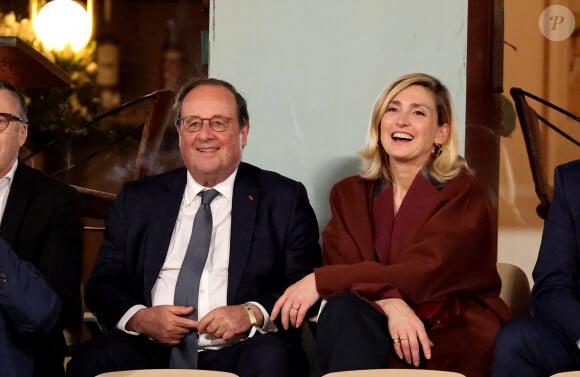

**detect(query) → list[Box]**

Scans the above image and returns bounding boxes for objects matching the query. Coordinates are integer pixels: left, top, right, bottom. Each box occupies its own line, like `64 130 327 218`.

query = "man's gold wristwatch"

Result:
243 303 267 334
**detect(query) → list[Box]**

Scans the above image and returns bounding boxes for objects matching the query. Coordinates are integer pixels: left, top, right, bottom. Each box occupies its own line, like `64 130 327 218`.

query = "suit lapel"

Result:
227 163 258 303
142 169 186 304
0 164 32 252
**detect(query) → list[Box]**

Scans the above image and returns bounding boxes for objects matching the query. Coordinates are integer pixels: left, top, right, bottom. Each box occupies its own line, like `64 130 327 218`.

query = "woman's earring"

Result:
431 143 442 159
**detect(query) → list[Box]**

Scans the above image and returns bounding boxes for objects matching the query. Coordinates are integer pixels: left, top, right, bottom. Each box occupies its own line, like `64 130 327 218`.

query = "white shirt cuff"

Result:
314 299 327 323
247 301 277 336
116 304 147 335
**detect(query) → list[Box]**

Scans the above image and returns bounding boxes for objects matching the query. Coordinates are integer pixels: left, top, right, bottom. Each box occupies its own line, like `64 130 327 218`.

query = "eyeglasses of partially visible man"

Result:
176 115 233 133
0 112 28 132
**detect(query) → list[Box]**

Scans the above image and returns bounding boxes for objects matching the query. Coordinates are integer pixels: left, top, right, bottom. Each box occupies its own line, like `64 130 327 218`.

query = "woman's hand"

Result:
375 298 433 367
271 273 320 329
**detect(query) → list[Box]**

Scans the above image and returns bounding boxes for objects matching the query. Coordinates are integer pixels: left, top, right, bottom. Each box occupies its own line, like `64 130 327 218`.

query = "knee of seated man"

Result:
243 335 307 373
494 316 543 353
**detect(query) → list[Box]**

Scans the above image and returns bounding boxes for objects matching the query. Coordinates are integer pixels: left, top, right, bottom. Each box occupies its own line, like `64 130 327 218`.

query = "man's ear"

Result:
18 124 28 148
240 123 250 148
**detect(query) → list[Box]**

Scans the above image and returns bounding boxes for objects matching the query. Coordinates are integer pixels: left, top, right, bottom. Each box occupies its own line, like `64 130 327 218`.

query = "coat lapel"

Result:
390 173 440 263
373 185 395 264
142 169 186 304
0 163 31 252
361 180 379 261
227 163 258 303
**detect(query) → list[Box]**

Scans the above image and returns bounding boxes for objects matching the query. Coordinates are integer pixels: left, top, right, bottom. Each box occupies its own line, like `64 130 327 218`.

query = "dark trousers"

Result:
316 293 392 375
491 316 580 377
66 332 307 377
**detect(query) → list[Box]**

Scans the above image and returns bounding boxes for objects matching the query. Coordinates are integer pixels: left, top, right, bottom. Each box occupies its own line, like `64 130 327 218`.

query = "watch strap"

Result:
243 303 267 334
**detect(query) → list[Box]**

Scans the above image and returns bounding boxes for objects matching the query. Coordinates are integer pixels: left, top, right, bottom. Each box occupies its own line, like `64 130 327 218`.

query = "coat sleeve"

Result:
36 184 83 330
531 162 580 343
246 180 322 314
320 177 374 267
316 175 500 306
84 186 144 329
0 238 61 334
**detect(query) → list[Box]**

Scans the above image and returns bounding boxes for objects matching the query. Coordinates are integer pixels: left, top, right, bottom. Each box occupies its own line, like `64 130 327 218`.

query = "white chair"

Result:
95 369 238 377
497 262 531 317
322 369 466 377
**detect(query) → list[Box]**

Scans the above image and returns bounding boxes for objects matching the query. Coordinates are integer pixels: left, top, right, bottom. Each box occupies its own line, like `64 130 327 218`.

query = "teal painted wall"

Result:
209 0 468 229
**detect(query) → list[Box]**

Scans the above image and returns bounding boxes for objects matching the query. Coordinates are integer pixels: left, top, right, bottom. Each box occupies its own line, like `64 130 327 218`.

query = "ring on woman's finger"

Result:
392 338 400 343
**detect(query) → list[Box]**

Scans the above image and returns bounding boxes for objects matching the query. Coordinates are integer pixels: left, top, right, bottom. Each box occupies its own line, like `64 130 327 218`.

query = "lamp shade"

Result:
33 0 92 51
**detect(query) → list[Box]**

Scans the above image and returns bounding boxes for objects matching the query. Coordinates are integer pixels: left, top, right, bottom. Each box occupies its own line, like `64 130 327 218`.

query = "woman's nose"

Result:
395 111 409 126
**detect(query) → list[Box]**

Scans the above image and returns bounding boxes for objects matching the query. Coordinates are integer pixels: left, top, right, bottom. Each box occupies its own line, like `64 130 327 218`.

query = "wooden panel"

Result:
466 0 503 248
0 36 70 88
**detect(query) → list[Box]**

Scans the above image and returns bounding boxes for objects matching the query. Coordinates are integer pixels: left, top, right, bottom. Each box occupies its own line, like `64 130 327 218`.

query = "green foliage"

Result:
0 12 99 144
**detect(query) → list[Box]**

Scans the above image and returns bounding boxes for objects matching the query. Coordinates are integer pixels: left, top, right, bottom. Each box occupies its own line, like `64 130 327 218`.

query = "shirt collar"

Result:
184 168 238 205
1 159 18 184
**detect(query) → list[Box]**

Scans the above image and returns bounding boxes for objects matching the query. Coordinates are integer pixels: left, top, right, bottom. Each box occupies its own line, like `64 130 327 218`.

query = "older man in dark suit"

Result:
492 159 580 377
66 78 321 377
0 81 83 377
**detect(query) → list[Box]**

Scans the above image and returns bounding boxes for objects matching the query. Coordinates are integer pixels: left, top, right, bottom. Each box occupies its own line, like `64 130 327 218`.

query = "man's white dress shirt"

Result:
118 169 275 349
0 160 18 221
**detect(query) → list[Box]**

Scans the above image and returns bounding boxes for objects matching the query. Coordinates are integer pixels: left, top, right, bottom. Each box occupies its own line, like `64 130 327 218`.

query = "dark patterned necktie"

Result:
170 188 219 368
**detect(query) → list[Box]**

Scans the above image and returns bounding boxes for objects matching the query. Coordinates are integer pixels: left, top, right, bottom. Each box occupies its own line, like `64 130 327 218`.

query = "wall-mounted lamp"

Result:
32 0 93 52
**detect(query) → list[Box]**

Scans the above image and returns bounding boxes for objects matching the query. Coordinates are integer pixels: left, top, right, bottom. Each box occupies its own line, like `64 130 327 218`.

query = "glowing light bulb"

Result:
33 0 92 52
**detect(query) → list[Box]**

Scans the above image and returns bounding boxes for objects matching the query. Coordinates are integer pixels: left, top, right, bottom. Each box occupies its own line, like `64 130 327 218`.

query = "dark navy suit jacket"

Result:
85 162 321 339
532 159 580 344
0 163 83 377
0 237 61 377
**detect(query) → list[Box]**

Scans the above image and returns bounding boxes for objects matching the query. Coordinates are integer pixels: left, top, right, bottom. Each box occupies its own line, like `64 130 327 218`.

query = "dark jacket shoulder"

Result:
237 162 305 189
15 163 79 199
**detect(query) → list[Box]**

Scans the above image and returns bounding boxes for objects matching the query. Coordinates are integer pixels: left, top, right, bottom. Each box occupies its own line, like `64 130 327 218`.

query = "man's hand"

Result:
126 305 197 346
197 304 260 340
375 298 433 367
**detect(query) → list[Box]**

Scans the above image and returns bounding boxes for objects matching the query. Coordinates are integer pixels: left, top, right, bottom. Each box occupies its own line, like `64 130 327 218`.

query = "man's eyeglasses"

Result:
176 115 232 133
0 112 28 132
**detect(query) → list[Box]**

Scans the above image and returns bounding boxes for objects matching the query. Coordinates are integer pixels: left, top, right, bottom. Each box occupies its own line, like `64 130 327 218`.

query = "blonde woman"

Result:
273 73 511 377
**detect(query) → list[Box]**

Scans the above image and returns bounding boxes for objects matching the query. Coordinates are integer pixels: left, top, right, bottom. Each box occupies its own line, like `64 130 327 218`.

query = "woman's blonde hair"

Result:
360 72 467 183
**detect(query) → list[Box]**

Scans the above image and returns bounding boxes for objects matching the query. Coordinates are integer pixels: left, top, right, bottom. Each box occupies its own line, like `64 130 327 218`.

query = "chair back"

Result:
497 262 531 317
509 87 580 219
133 89 177 178
322 369 465 377
72 185 116 286
510 88 551 218
96 370 238 377
22 89 178 195
63 185 117 348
